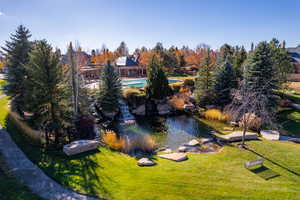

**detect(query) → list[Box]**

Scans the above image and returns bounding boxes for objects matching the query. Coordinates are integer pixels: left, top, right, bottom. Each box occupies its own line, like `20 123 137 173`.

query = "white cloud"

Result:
0 12 4 16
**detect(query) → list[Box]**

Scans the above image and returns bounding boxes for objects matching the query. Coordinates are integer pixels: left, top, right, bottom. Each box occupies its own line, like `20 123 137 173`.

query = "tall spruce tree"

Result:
217 44 234 64
2 25 31 114
116 41 129 56
146 56 171 99
244 41 278 110
25 40 70 144
97 61 121 113
269 38 293 86
233 46 247 83
214 60 235 107
67 42 80 117
194 49 215 106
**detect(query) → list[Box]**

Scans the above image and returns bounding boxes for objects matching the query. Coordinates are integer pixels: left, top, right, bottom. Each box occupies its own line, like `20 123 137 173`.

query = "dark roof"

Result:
287 47 300 64
116 56 138 66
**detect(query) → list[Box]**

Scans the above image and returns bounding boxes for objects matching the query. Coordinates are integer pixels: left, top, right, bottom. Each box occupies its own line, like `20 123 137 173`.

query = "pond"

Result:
116 114 212 151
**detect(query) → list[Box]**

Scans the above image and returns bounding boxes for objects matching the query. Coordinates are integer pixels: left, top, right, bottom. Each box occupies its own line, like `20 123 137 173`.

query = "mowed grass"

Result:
0 88 300 200
9 126 300 200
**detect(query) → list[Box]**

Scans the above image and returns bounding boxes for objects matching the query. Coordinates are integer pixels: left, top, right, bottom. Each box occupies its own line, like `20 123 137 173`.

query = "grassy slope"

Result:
0 96 43 200
1 89 300 200
9 132 300 200
278 92 300 137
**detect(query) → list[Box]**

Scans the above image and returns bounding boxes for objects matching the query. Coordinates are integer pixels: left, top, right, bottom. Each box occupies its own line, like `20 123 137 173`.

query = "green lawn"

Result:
1 90 300 200
0 79 6 95
9 131 300 200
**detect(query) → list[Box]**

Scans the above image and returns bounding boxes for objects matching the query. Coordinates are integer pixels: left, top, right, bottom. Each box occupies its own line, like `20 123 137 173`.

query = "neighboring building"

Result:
287 47 300 73
80 65 104 83
60 51 91 66
115 56 146 77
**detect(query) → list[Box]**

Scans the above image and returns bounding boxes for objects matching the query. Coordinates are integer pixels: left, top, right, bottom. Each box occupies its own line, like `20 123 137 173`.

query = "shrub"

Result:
102 130 125 151
102 130 156 153
9 111 44 144
125 135 156 153
239 113 262 130
203 109 228 121
122 87 146 107
123 87 141 99
183 79 194 87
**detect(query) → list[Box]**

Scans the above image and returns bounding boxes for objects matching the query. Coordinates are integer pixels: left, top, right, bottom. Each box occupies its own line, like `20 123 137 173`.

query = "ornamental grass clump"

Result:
102 130 125 151
203 109 229 122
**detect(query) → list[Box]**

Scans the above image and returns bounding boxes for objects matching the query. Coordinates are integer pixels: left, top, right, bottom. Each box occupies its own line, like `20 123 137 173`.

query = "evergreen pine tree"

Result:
2 25 32 114
194 49 215 106
97 61 121 113
25 40 69 144
217 44 234 64
233 46 247 83
116 41 129 56
146 56 171 99
214 60 235 107
244 42 278 110
269 38 293 86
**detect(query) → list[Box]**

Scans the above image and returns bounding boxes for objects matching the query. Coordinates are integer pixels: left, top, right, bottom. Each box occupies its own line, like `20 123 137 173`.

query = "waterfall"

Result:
119 100 136 125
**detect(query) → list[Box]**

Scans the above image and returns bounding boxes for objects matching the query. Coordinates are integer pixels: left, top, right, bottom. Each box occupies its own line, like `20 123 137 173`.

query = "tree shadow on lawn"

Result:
247 148 300 178
248 166 280 180
39 146 115 199
5 115 114 199
278 108 300 138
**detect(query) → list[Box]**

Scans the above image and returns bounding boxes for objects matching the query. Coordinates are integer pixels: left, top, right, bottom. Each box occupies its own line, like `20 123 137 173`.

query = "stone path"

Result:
0 127 100 200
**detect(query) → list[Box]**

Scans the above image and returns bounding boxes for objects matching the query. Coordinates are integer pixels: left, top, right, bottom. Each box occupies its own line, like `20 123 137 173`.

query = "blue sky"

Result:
1 0 300 53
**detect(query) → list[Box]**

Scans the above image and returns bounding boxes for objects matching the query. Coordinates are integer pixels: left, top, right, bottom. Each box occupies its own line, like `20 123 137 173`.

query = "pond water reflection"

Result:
116 114 211 150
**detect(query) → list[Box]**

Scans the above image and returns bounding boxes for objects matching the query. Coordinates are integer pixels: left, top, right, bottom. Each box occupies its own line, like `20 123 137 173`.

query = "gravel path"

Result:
0 127 100 200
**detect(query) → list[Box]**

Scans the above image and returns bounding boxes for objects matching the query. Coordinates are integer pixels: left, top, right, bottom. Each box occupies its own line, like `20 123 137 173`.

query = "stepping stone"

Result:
186 139 199 146
218 131 257 142
200 138 213 144
158 153 188 162
161 148 172 153
260 130 280 140
223 127 234 131
137 158 156 167
178 146 188 152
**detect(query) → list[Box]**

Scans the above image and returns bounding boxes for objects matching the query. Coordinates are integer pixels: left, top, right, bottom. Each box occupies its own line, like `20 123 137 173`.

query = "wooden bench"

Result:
244 158 264 168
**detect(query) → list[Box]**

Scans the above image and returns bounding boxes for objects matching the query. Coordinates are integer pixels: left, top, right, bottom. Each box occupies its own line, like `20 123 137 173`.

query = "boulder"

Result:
288 137 300 143
132 104 146 116
183 104 196 112
137 158 156 167
223 127 234 131
230 121 239 127
158 153 188 162
161 148 172 153
200 138 214 144
186 139 200 146
63 140 100 156
157 103 173 115
178 146 188 152
218 131 258 142
260 130 280 140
